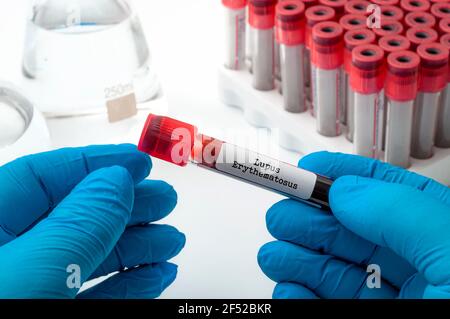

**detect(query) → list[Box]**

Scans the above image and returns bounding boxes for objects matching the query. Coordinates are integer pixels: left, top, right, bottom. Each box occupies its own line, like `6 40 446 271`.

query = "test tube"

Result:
311 21 344 137
411 42 449 159
439 17 450 35
223 0 248 70
305 5 336 115
351 45 386 159
431 3 450 21
405 12 437 29
378 34 411 150
406 27 439 50
379 5 405 22
345 0 371 16
343 29 377 142
384 50 420 168
138 114 333 209
400 0 431 14
249 0 278 90
436 33 450 148
318 0 347 20
373 19 404 40
276 1 307 112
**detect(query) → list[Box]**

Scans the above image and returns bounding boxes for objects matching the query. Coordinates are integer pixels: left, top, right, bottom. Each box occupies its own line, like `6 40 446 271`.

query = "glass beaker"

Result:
22 0 160 117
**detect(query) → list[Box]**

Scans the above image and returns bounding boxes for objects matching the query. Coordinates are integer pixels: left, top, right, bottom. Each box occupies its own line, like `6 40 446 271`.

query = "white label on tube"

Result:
214 143 317 200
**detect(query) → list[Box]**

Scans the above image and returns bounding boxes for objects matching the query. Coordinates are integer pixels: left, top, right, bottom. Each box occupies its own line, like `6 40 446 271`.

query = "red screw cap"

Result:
417 42 449 93
385 51 420 102
249 0 278 29
350 44 386 94
406 27 439 50
305 5 336 49
222 0 248 9
405 12 437 29
276 1 306 45
312 21 344 69
379 35 411 55
138 114 198 167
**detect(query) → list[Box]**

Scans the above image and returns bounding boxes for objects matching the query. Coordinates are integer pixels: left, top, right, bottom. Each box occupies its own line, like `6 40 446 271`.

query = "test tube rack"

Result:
218 65 450 185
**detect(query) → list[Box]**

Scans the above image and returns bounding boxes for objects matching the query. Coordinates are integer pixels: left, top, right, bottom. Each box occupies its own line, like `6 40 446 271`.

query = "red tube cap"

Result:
400 0 431 13
311 21 344 69
431 3 450 20
417 42 449 92
340 14 367 31
276 1 306 45
370 0 399 5
138 114 198 167
380 5 405 22
318 0 347 18
385 51 420 101
350 44 386 94
372 19 404 39
379 35 411 55
406 27 439 50
344 29 377 73
249 0 278 29
222 0 248 9
439 17 450 35
345 0 371 16
440 33 450 82
305 5 336 49
405 12 437 29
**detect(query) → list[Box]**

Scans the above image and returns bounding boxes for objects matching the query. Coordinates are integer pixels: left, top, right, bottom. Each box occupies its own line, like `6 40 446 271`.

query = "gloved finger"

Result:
77 263 178 299
258 241 398 299
129 180 178 226
266 199 416 288
0 144 151 245
331 176 450 290
299 152 450 206
273 282 319 299
89 224 185 280
0 166 134 298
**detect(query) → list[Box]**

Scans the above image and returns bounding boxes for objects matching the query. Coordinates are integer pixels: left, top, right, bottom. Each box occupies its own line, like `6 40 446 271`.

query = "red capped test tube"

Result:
439 17 450 34
411 42 449 159
380 5 405 22
249 0 277 90
305 5 336 114
405 12 437 29
343 29 376 142
436 33 450 148
311 21 344 136
431 3 450 21
378 34 411 150
373 19 404 39
400 0 431 14
384 50 420 168
138 114 333 209
340 14 368 32
345 0 372 16
276 0 307 112
319 0 347 19
406 27 439 50
223 0 248 70
351 45 386 158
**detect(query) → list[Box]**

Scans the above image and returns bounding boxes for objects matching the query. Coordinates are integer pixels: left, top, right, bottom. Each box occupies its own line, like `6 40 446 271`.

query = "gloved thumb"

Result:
0 166 134 298
330 176 450 288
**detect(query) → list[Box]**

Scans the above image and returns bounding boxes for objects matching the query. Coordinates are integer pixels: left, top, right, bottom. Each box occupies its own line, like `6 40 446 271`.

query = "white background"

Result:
0 0 302 298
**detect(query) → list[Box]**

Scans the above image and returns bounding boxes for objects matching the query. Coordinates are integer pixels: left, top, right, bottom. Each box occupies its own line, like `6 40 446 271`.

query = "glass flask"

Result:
22 0 159 117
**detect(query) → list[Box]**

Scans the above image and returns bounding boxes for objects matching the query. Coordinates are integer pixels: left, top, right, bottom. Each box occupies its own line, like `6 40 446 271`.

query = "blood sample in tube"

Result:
223 0 248 70
436 33 450 148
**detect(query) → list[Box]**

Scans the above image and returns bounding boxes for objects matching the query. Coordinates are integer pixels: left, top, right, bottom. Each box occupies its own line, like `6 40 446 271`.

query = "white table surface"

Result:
0 0 302 298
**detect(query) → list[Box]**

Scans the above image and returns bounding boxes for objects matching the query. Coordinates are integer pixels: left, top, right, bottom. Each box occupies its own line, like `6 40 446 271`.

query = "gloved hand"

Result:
258 151 450 299
0 144 185 299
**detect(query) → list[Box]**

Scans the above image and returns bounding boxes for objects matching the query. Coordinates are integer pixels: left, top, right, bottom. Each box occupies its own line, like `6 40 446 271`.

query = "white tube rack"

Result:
218 65 450 185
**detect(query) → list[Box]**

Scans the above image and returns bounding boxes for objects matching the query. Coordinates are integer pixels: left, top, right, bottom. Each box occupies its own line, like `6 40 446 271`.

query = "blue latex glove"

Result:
0 144 185 299
258 152 450 299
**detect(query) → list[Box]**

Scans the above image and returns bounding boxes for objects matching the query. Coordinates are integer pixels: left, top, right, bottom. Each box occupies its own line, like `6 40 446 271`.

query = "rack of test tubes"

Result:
218 0 450 185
